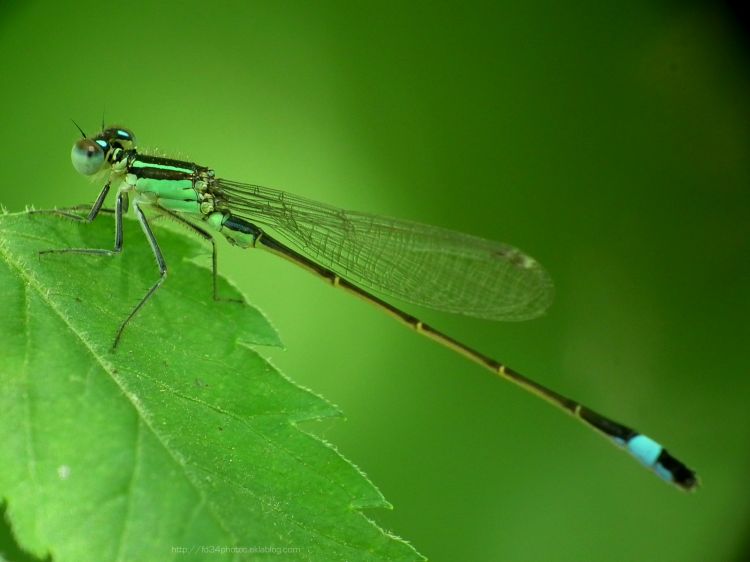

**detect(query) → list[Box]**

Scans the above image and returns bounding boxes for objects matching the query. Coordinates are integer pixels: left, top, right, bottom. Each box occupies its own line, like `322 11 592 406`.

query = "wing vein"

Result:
215 180 554 320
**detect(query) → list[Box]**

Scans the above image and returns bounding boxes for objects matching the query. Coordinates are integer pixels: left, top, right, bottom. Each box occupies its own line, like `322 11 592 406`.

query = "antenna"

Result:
71 119 87 138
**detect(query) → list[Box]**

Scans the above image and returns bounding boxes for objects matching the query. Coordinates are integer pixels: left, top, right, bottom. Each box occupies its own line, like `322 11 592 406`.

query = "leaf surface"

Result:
0 211 422 562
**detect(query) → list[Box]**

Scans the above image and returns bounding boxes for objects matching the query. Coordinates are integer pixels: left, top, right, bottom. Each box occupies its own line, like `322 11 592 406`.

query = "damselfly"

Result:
45 124 697 490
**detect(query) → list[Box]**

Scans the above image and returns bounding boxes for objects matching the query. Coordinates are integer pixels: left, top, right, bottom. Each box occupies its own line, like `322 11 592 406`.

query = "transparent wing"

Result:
216 180 554 321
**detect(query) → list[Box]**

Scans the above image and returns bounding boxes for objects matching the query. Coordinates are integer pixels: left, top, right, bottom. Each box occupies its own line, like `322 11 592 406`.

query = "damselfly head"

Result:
70 125 136 176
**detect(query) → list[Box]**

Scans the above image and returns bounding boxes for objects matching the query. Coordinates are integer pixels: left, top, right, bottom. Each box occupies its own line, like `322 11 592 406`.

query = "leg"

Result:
154 207 241 303
39 190 125 258
31 182 112 222
55 204 116 216
112 202 167 350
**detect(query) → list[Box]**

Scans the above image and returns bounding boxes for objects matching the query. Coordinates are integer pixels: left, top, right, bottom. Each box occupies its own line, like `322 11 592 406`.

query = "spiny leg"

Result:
153 207 242 303
52 204 116 217
39 190 124 259
112 202 167 350
31 181 112 222
30 204 115 221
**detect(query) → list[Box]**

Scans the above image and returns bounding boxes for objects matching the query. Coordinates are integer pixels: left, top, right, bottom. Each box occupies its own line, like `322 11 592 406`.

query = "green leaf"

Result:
0 211 423 562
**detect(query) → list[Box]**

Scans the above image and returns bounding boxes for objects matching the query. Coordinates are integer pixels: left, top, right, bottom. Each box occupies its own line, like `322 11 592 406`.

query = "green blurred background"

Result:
1 1 749 560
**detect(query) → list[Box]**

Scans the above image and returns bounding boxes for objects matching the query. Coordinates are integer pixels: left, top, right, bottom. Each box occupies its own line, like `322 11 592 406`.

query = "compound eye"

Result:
71 138 105 175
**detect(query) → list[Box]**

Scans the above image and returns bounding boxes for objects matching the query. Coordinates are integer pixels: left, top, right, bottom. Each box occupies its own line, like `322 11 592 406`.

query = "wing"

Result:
216 180 554 321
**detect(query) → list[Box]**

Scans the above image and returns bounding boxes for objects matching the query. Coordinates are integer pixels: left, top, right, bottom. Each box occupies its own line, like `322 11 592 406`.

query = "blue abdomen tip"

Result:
626 435 663 468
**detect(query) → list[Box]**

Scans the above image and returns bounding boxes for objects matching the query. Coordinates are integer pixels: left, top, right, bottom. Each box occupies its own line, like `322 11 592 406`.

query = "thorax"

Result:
117 153 218 217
